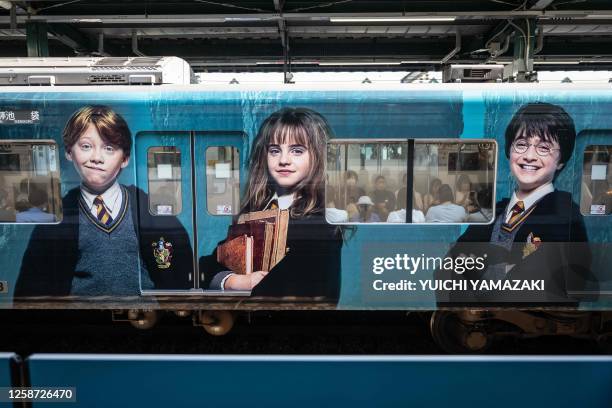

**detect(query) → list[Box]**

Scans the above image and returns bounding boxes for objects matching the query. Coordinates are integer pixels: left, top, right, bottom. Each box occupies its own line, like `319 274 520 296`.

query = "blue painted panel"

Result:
0 88 611 309
193 132 249 288
26 355 612 408
0 352 16 388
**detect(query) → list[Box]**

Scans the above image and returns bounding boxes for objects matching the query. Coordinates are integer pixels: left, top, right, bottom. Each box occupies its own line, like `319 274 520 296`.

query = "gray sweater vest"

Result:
72 192 154 296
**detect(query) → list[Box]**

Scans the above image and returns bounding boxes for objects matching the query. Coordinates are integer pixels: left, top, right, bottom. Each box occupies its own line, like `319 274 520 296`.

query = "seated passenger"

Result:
467 188 494 223
326 207 349 223
423 177 442 213
0 188 15 222
425 184 467 223
15 182 55 223
388 182 425 223
387 209 426 223
337 170 365 220
349 196 381 222
371 175 396 221
455 174 473 210
396 174 424 212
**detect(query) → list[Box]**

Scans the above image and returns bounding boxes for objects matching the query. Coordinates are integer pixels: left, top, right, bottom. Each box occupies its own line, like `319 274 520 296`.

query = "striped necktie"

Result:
93 195 113 226
507 200 525 225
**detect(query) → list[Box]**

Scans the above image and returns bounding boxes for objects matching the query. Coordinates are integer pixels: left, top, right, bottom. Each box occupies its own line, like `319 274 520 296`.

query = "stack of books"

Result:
216 208 289 274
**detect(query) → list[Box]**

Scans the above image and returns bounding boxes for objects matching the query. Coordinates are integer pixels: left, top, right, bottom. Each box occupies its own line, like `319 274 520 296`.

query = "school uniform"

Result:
438 184 593 305
14 184 193 297
201 193 342 300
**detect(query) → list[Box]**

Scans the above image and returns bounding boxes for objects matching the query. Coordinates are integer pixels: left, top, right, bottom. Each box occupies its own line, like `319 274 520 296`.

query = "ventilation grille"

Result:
88 74 126 84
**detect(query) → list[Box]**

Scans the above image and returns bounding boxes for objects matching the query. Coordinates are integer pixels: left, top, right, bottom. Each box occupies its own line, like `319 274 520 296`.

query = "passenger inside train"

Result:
325 141 495 224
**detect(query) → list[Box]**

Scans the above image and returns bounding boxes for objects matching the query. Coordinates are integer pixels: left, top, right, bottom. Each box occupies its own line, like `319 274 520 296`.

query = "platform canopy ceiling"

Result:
1 0 612 71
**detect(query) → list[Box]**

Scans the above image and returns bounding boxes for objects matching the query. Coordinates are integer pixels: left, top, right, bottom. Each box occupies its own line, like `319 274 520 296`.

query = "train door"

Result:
136 131 196 291
193 132 248 292
572 130 612 299
136 131 248 293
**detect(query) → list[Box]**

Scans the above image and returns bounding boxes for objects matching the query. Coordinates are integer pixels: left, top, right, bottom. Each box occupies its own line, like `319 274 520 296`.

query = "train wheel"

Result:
430 311 491 354
128 310 158 330
199 311 235 336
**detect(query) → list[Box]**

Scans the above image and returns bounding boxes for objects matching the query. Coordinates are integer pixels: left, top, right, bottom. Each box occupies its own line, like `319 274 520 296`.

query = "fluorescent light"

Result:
330 17 456 23
256 61 319 65
585 14 612 19
400 60 441 64
71 19 102 23
319 61 402 66
534 61 580 65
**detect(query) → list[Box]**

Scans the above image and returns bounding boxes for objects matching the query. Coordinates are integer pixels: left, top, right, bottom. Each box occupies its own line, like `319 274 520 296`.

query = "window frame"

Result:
0 139 63 225
146 146 183 217
325 138 498 226
204 145 241 216
580 144 612 217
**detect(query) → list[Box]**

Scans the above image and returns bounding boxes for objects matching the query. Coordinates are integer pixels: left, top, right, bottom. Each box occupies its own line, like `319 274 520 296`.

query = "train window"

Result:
205 146 240 215
415 140 496 224
581 145 612 215
326 140 409 223
325 139 496 224
147 147 182 216
0 140 62 223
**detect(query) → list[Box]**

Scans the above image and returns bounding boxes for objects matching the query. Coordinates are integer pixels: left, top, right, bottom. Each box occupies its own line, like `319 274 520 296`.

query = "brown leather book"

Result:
237 208 289 268
216 234 253 275
227 222 274 272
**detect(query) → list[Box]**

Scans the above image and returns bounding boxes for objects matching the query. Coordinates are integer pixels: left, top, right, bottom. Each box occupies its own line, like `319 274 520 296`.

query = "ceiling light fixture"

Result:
534 60 580 65
318 61 402 66
329 17 456 23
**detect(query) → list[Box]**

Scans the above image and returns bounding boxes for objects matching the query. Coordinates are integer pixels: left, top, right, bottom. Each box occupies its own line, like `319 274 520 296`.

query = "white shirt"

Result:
386 209 426 223
266 192 295 210
425 203 467 223
80 181 123 219
326 207 349 223
504 182 554 223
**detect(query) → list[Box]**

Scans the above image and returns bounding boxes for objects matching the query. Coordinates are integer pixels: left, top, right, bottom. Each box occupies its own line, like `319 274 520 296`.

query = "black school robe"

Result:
200 212 342 300
437 190 595 305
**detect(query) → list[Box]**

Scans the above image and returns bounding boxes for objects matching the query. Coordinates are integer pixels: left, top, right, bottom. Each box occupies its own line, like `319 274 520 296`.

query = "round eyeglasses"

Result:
512 140 560 157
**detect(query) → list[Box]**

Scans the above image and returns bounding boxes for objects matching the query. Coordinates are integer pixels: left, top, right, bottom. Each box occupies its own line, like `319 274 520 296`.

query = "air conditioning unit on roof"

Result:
443 64 504 83
0 57 194 86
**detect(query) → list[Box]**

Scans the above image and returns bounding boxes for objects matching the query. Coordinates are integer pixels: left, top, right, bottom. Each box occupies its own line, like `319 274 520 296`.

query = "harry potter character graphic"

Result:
200 107 343 299
440 102 593 304
15 105 193 297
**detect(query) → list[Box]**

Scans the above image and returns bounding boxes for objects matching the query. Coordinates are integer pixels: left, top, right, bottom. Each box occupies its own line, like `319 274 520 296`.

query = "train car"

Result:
0 83 610 352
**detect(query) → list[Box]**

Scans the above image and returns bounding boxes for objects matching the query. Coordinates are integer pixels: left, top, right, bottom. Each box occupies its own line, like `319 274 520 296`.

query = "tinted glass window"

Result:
206 146 240 215
581 145 612 215
147 146 182 216
0 141 62 223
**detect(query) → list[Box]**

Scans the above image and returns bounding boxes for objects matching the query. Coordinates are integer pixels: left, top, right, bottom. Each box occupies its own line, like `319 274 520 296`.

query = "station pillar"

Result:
26 21 49 57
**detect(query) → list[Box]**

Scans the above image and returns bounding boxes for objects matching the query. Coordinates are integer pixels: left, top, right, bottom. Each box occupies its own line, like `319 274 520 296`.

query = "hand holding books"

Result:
216 208 289 289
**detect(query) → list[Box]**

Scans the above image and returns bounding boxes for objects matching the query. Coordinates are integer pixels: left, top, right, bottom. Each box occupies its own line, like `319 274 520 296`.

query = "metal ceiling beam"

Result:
531 0 556 10
4 10 612 25
25 21 48 56
47 23 94 54
273 0 292 83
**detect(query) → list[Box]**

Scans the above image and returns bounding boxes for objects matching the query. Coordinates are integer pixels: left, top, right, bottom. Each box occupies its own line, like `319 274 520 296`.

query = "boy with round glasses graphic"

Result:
442 102 593 304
